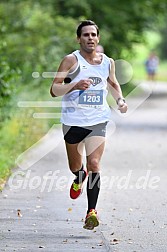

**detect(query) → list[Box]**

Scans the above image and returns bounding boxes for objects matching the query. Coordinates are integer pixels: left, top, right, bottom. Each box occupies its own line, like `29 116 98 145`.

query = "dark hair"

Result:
76 20 99 38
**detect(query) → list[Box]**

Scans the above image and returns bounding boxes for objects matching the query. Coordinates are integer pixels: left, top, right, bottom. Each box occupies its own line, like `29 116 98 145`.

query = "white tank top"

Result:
60 50 112 126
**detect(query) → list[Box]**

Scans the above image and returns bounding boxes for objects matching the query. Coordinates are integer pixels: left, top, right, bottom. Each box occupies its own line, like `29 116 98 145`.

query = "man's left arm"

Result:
107 58 128 113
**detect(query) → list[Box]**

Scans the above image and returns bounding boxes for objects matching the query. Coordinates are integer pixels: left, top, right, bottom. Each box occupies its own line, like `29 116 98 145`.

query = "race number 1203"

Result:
78 90 103 107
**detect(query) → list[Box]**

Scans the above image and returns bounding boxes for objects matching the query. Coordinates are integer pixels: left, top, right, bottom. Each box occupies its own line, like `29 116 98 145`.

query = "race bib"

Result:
78 90 103 107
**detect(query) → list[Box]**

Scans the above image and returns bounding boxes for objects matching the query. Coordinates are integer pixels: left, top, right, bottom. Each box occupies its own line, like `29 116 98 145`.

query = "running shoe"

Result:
70 170 87 199
83 209 99 230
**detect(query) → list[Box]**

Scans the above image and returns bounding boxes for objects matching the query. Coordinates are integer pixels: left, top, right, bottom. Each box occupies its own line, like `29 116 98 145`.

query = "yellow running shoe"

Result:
83 209 99 230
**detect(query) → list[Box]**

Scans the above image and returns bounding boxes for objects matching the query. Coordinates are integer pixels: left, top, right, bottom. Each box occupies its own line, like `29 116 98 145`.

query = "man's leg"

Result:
63 123 91 178
65 141 84 172
83 136 105 229
65 142 87 199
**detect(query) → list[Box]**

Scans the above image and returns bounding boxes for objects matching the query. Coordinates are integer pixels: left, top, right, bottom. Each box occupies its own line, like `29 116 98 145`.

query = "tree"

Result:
158 23 167 59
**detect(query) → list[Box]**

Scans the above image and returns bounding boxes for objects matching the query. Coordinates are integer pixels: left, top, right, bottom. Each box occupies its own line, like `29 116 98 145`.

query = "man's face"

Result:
77 25 99 52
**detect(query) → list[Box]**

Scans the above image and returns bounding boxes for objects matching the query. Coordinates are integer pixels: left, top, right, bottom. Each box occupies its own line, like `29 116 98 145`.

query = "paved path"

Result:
0 81 167 252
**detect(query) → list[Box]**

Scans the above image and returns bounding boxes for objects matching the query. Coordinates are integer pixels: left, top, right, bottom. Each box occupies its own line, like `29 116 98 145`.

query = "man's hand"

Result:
117 98 128 113
75 79 93 90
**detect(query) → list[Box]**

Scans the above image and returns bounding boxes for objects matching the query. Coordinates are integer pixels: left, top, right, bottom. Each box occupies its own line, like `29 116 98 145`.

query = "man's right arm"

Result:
50 54 78 97
50 54 93 97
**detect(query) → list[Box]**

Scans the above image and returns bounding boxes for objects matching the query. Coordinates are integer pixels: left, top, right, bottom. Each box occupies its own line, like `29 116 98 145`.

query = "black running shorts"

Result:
62 122 107 144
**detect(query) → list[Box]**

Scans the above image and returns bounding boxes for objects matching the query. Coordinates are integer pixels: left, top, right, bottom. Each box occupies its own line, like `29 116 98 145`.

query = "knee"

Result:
69 162 83 172
87 158 99 172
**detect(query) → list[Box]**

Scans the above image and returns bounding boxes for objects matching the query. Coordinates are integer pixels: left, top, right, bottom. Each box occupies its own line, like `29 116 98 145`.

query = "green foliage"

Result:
55 0 91 18
0 42 21 123
158 22 167 60
93 0 167 58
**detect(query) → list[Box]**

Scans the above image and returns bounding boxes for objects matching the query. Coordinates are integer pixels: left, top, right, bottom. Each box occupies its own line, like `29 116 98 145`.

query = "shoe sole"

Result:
83 215 99 230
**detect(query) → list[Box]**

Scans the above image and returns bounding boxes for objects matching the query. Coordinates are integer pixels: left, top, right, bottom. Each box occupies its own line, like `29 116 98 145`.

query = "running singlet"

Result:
60 50 112 126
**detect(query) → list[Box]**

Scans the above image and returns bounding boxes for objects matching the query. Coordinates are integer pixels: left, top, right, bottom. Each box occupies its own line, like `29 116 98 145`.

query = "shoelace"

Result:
87 209 97 218
72 182 81 191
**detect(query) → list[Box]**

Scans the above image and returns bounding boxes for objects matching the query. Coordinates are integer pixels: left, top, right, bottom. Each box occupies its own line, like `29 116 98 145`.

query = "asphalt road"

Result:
0 81 167 252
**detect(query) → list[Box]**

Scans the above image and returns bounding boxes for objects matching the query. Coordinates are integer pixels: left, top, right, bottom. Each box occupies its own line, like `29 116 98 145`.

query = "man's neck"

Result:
79 49 102 65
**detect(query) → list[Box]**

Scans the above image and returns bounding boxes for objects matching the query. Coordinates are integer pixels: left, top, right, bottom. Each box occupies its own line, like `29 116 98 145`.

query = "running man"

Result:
50 20 128 230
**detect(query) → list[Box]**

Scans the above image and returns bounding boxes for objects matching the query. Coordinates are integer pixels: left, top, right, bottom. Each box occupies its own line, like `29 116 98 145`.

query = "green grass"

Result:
0 80 59 190
0 107 49 190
